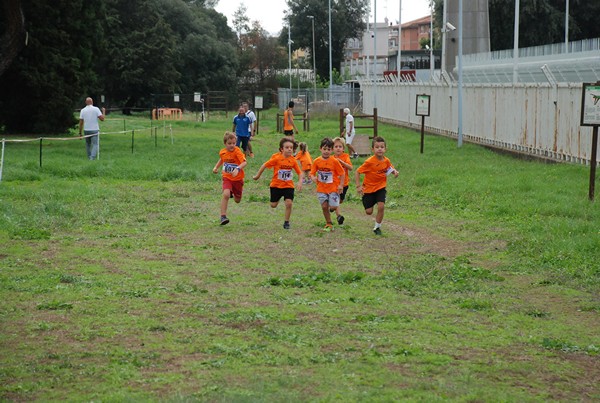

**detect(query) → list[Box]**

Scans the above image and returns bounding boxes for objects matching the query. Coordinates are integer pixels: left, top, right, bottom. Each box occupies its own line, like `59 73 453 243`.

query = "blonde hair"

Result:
223 131 236 143
333 136 346 146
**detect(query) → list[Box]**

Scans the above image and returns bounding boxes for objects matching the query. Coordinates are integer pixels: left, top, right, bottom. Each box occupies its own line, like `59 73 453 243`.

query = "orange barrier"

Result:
152 108 183 120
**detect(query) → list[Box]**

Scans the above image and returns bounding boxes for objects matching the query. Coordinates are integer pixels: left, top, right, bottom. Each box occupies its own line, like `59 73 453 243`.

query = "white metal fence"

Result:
360 81 598 165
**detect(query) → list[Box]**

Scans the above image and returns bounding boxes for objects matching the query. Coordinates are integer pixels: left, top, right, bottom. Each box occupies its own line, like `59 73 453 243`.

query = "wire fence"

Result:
0 123 173 183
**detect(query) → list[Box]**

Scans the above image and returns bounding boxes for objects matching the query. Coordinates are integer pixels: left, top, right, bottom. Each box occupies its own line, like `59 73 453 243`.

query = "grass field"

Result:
0 111 598 401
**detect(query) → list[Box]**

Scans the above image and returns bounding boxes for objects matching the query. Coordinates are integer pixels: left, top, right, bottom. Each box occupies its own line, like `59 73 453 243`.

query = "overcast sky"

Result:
215 0 432 36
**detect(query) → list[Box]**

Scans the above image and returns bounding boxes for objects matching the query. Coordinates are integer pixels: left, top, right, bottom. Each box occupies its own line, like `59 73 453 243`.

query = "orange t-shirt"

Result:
295 150 312 171
219 146 246 181
310 156 345 194
335 152 352 187
263 153 301 189
283 109 294 131
356 155 395 194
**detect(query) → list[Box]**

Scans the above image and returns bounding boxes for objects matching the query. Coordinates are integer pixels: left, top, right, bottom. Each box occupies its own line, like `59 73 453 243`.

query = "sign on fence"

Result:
581 83 600 126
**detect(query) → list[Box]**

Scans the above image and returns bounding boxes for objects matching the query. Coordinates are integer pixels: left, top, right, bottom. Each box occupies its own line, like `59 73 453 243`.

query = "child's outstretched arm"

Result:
355 171 364 196
252 163 267 180
213 159 223 174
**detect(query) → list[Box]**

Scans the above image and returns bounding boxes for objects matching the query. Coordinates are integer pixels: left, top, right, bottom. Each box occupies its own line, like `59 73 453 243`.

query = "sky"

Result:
214 0 432 36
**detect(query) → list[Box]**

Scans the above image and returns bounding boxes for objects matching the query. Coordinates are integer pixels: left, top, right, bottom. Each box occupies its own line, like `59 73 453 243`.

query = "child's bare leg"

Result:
284 199 293 221
375 202 385 224
347 143 356 155
270 201 279 209
221 190 231 215
233 195 242 203
322 202 332 223
365 207 374 216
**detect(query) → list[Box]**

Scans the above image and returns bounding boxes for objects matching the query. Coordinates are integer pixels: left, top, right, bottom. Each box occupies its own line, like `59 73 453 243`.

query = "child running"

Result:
355 136 398 235
253 137 303 229
332 137 353 225
212 132 247 225
310 137 345 232
295 142 313 184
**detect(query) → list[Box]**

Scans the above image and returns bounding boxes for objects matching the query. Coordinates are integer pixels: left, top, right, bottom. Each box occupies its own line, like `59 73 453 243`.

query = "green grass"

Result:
0 111 598 401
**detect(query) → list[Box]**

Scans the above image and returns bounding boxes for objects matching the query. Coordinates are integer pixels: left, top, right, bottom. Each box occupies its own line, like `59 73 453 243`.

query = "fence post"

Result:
276 113 280 133
373 108 378 137
0 139 5 183
39 138 43 168
131 130 135 154
154 127 158 147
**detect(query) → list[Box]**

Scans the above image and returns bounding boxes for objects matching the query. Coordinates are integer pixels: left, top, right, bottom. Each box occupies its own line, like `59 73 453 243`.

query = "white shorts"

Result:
346 132 355 145
317 192 340 207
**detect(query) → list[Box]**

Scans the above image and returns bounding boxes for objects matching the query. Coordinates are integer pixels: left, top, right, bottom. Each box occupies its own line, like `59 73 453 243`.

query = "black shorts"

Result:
270 187 295 203
283 130 294 135
362 188 386 210
340 185 349 202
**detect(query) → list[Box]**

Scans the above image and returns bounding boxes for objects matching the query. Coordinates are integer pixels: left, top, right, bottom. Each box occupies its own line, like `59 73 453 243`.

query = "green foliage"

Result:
283 0 369 81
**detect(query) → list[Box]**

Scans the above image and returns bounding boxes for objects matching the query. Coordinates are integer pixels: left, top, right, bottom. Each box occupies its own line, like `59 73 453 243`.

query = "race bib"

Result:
223 163 239 173
317 170 333 183
278 169 293 181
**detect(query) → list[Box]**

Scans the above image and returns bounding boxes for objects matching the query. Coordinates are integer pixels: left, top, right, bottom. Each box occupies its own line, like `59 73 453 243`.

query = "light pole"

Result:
513 0 520 84
308 15 317 97
328 0 332 87
397 0 402 73
458 0 463 147
288 23 293 90
429 4 434 80
565 0 569 52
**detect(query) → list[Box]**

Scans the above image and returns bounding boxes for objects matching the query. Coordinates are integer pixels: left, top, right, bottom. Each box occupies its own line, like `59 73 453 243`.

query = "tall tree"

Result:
282 0 369 84
0 0 104 134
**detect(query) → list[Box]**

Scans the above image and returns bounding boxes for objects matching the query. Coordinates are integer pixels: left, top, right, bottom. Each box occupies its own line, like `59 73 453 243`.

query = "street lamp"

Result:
308 15 317 97
288 24 293 90
328 0 332 87
458 0 463 147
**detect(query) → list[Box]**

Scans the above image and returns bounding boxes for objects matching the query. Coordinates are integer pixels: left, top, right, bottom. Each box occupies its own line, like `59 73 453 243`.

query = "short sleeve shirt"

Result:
233 115 251 138
263 153 301 189
310 156 345 194
219 146 246 181
357 155 395 194
335 153 352 187
79 105 103 131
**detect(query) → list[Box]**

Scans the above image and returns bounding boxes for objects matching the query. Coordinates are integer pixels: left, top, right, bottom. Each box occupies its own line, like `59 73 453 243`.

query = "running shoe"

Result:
373 227 382 235
337 215 345 225
220 216 230 225
283 222 290 229
323 223 334 232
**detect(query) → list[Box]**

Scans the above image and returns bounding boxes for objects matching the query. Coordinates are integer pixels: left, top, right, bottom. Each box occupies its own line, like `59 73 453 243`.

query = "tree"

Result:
282 0 369 84
433 0 600 52
0 0 26 77
0 0 105 134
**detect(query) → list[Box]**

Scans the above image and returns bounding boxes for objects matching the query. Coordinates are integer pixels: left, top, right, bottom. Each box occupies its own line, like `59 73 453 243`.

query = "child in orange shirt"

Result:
295 142 313 184
253 137 303 229
355 136 398 235
212 132 247 225
332 137 353 225
310 137 345 231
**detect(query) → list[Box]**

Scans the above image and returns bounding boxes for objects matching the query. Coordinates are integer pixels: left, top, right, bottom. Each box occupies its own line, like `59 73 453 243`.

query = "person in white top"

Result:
342 107 358 158
78 97 105 160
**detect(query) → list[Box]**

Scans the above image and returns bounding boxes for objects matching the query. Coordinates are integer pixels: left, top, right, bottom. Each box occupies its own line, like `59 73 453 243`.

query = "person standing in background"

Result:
342 107 358 158
283 101 299 137
79 97 105 160
242 102 256 157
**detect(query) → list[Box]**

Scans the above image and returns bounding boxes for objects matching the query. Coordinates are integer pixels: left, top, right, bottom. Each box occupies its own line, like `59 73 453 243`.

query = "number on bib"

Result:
317 171 333 183
223 163 238 173
278 169 292 181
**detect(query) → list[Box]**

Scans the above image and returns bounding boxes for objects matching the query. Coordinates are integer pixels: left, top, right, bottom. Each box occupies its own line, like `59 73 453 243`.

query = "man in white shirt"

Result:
78 97 105 160
342 107 358 158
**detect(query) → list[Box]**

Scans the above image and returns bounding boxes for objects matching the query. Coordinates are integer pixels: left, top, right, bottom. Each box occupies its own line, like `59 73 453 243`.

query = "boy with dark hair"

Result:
355 136 398 235
310 137 345 231
253 137 303 229
283 101 298 136
212 132 247 225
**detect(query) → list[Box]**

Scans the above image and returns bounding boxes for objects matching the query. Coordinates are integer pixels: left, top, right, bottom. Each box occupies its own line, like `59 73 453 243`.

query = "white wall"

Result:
360 81 597 164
